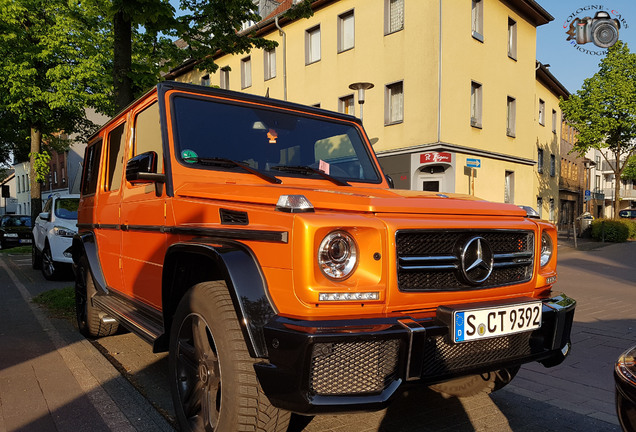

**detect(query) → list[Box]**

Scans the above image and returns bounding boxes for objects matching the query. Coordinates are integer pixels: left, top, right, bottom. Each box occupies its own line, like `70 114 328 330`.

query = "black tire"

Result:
169 281 290 432
32 245 42 270
74 256 119 338
41 243 59 280
429 366 520 398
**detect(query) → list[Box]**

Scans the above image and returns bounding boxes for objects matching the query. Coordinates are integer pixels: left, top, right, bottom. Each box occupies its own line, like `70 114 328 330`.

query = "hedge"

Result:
590 219 635 242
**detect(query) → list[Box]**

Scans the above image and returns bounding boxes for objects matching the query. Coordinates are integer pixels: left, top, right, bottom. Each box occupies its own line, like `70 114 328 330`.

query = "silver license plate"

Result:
453 302 542 343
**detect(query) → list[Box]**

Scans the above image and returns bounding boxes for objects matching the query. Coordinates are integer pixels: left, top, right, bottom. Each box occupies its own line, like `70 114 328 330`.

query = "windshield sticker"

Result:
181 149 199 164
267 129 278 144
319 160 330 175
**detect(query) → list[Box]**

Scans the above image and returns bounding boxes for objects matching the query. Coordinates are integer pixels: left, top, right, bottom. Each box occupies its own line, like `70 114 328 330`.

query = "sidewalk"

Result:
557 231 612 252
0 256 174 432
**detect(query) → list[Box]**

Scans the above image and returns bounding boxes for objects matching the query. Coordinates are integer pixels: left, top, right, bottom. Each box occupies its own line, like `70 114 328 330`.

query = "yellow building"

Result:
169 0 563 217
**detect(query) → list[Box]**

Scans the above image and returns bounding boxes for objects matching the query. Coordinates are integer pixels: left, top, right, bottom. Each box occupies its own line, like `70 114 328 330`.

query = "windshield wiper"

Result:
271 165 350 186
197 157 282 184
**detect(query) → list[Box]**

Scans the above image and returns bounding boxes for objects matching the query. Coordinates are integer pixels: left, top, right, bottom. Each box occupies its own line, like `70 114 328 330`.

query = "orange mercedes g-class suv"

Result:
74 82 575 432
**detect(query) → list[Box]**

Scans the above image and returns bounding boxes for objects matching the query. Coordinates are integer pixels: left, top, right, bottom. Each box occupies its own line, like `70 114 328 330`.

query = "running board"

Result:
92 293 164 345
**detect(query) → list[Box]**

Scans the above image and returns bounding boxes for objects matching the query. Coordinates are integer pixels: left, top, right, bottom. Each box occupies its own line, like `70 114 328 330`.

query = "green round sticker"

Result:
181 149 198 164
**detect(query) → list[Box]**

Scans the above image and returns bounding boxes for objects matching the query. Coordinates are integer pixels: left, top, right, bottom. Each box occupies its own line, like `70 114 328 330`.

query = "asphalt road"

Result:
2 239 635 431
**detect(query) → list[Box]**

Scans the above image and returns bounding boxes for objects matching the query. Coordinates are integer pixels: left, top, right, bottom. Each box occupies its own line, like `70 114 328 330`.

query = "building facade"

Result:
169 0 562 219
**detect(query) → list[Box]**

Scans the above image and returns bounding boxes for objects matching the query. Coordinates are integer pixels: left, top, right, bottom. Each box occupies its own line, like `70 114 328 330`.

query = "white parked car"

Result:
32 193 79 280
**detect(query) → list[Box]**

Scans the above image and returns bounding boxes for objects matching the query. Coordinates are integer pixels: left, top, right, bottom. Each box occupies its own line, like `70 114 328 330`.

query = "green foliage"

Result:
560 42 636 217
0 0 111 162
284 0 314 21
590 219 631 242
29 150 51 182
32 286 76 319
626 220 636 239
622 155 636 182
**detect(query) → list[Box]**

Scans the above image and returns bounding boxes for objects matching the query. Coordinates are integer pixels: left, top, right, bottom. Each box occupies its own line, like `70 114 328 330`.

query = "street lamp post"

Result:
348 82 374 122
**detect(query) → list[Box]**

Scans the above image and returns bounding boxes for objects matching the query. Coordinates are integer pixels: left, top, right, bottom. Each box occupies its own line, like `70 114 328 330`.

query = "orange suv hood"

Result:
176 183 526 218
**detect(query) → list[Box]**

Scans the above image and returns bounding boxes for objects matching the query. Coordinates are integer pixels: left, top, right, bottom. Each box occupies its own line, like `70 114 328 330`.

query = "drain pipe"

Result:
275 16 287 101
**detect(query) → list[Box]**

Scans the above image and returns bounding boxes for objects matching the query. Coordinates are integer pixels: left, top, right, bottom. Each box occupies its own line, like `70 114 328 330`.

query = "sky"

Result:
535 0 635 94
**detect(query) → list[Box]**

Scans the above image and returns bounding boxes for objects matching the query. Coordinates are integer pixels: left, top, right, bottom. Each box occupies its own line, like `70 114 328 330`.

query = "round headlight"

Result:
540 232 553 267
318 231 358 280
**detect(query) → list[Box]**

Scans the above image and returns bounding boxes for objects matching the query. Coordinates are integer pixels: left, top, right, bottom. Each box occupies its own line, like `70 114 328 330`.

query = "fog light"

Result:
319 292 379 302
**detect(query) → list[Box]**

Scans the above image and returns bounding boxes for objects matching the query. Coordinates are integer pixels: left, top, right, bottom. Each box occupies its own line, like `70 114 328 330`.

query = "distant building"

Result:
535 62 568 224
0 169 17 215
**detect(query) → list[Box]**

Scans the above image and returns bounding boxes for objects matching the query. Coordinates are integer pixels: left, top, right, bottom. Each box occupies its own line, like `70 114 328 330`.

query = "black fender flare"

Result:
72 231 108 294
161 241 277 359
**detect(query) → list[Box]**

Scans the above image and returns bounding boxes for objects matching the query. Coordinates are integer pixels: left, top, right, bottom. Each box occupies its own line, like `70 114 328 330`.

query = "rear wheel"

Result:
169 281 290 432
429 366 520 398
74 256 119 338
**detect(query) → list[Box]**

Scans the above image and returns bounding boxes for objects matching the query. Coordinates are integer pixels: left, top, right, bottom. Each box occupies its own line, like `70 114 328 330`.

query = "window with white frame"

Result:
385 81 404 125
538 99 545 125
385 0 404 35
306 25 321 64
339 94 355 116
470 81 482 127
264 48 276 80
537 196 543 218
508 17 517 59
220 67 230 90
241 57 252 89
472 0 483 41
552 109 557 132
505 171 515 204
507 96 516 137
338 10 355 52
537 148 544 173
200 74 210 86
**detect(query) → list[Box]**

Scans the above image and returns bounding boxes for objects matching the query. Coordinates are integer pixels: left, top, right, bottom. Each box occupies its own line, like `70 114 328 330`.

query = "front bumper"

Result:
255 294 575 414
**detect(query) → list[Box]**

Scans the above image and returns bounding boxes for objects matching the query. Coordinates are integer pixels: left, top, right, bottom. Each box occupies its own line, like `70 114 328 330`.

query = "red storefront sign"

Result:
420 152 452 164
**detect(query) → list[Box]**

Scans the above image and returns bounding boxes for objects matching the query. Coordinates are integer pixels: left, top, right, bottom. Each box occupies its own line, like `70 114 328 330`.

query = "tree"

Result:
0 0 111 221
104 0 314 112
560 41 636 218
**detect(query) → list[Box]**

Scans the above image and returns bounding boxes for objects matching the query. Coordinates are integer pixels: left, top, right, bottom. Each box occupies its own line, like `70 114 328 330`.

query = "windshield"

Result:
55 198 79 219
171 95 381 183
1 216 31 228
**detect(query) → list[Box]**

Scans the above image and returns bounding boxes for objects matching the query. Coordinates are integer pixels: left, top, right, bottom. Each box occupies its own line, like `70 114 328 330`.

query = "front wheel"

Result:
169 281 290 432
429 366 520 398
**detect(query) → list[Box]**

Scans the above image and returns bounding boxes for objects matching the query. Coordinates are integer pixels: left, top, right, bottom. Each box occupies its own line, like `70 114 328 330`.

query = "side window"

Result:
133 102 163 174
106 122 127 191
81 140 102 196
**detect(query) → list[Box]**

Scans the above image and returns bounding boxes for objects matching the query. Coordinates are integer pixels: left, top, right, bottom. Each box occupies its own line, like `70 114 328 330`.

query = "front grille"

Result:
420 333 535 377
309 339 400 396
397 230 534 291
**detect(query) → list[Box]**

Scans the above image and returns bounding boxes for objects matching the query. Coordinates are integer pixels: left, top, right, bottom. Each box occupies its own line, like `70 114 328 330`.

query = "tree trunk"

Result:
29 127 42 224
113 9 133 112
614 174 621 219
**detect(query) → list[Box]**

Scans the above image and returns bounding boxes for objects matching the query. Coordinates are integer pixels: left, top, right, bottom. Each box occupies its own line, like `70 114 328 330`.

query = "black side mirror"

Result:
126 151 165 184
385 175 395 189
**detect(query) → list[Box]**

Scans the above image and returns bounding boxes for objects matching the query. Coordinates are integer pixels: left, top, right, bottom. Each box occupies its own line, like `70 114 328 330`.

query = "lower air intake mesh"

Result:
310 339 400 396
